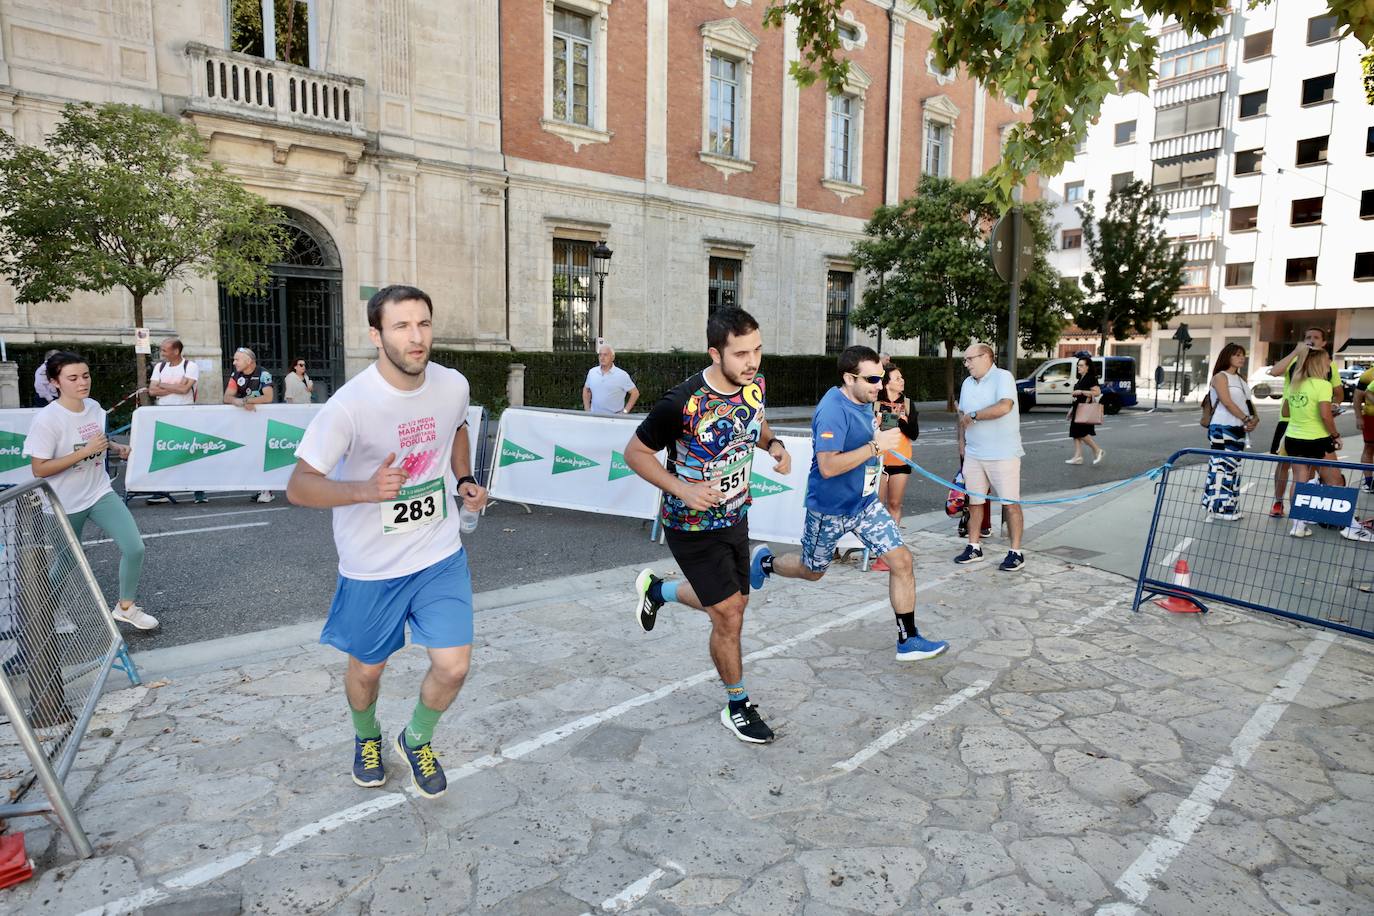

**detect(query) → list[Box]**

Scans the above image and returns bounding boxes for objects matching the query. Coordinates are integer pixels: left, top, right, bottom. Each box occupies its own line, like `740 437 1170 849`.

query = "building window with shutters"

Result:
552 9 593 126
829 94 856 183
542 1 611 148
708 257 742 316
699 19 759 177
924 120 950 177
825 271 853 354
552 238 595 351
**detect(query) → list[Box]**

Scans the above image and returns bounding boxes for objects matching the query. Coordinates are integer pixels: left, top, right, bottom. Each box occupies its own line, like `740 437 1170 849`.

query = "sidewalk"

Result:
2 532 1372 915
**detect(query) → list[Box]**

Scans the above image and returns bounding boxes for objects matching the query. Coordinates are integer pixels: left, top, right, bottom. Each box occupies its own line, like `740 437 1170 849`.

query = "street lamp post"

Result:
592 241 612 346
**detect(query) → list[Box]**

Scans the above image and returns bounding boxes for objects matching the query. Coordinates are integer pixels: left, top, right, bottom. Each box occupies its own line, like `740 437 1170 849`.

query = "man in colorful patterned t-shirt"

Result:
625 308 790 744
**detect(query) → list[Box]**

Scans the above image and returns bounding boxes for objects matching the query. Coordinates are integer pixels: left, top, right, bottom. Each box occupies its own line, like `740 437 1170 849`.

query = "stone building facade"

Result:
0 0 506 396
0 0 1030 395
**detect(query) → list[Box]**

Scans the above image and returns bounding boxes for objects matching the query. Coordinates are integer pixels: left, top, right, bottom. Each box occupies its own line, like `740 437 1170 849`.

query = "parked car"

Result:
1016 355 1138 414
1339 366 1367 402
1248 365 1286 400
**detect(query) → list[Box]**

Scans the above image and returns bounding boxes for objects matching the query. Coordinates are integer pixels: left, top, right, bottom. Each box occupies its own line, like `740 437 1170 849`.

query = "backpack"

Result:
1199 387 1214 427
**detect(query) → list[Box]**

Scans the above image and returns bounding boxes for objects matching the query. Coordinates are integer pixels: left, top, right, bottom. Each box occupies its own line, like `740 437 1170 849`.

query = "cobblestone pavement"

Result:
3 530 1372 915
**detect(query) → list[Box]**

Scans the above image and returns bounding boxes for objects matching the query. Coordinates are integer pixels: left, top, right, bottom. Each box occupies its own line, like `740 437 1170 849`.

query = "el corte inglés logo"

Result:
263 419 307 472
608 450 635 482
552 445 598 474
499 439 542 467
148 421 245 472
0 430 27 474
749 472 791 498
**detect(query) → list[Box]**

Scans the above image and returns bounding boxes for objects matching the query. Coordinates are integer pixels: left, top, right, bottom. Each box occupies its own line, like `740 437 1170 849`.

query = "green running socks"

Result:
350 701 381 740
405 700 443 748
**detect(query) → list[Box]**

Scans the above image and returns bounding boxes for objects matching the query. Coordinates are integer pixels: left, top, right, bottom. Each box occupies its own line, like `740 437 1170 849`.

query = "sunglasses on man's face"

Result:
849 373 884 385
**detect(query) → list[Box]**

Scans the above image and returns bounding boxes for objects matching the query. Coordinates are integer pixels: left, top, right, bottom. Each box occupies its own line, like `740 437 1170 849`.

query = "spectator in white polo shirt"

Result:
954 342 1026 572
146 337 205 504
583 344 639 415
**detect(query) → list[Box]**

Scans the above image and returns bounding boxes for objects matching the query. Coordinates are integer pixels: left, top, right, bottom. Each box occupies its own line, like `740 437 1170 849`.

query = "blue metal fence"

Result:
1135 448 1374 639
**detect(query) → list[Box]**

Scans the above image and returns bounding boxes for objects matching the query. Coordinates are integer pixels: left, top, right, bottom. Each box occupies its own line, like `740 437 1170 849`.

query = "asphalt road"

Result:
85 399 1360 652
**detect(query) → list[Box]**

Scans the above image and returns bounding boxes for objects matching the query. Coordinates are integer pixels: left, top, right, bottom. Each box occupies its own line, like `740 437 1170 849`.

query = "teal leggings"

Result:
65 491 145 603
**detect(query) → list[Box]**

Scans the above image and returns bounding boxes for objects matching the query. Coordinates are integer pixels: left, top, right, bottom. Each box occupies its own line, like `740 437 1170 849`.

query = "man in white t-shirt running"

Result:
287 285 487 799
145 337 205 504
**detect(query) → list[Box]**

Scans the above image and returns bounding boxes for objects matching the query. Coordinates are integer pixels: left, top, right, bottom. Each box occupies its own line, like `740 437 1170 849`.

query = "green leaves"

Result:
0 103 286 317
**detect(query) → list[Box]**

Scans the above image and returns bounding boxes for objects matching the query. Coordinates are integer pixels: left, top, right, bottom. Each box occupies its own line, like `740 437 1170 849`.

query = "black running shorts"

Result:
664 521 751 608
1283 435 1334 460
1269 419 1289 456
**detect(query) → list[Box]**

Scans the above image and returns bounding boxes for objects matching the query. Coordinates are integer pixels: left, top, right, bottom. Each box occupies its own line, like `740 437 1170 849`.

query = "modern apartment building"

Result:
1047 0 1373 389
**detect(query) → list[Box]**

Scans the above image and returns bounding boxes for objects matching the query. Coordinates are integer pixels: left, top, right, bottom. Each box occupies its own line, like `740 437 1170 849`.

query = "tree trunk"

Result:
943 341 956 412
1097 317 1111 358
132 291 148 407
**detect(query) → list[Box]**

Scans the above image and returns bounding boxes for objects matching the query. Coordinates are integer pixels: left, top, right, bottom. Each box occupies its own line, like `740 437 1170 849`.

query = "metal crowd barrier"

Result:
1135 448 1374 639
0 479 141 858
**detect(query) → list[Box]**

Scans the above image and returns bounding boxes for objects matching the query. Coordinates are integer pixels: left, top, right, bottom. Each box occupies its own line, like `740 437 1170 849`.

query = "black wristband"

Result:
457 475 478 489
765 437 784 453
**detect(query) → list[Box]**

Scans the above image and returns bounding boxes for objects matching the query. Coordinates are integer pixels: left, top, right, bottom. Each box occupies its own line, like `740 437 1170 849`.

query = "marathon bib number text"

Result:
382 477 447 535
862 462 880 497
708 452 752 504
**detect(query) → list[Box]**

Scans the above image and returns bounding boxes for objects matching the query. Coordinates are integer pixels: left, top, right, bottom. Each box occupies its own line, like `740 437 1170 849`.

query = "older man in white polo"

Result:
954 342 1025 571
583 344 639 415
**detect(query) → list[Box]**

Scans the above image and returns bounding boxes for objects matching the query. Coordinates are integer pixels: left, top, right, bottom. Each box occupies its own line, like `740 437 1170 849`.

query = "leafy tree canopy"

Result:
766 1 1372 208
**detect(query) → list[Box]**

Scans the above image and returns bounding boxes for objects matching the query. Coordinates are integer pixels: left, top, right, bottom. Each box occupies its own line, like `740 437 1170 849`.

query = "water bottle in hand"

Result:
459 504 480 533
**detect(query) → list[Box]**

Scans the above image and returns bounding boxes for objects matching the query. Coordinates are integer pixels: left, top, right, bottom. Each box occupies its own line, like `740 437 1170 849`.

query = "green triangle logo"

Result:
263 418 307 472
0 429 27 474
148 421 244 472
499 439 542 467
750 472 792 499
609 450 635 482
553 444 598 475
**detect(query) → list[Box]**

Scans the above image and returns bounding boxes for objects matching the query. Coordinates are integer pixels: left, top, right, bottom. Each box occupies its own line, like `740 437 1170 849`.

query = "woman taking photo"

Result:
22 352 158 630
1065 357 1105 465
872 363 919 572
283 356 314 404
1283 347 1343 539
1202 344 1257 520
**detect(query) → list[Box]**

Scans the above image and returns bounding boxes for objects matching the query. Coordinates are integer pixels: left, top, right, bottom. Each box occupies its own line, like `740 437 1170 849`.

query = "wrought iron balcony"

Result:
185 42 365 138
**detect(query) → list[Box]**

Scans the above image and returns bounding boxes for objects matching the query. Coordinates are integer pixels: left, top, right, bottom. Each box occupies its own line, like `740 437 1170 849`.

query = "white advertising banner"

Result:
488 408 663 519
487 410 862 551
0 409 41 488
124 404 484 493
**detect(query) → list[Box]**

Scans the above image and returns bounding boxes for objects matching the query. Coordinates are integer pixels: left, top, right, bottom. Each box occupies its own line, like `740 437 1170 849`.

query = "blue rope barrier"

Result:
884 450 1170 507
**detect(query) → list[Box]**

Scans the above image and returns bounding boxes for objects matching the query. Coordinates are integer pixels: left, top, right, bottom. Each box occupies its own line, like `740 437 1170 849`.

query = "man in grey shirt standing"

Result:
954 342 1025 571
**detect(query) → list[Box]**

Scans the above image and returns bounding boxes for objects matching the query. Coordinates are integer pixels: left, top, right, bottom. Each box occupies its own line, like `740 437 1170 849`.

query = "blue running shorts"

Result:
320 548 474 664
800 500 905 573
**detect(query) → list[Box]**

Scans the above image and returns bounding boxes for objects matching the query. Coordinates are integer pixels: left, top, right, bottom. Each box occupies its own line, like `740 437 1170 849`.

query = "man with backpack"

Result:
145 337 205 504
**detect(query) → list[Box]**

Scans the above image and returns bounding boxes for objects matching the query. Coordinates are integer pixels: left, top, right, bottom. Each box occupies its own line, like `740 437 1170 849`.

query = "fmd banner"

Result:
126 404 483 492
1289 481 1358 528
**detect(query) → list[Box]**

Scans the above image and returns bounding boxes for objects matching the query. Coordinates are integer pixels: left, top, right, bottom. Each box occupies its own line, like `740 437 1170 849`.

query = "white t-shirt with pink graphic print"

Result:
23 399 112 514
296 362 471 580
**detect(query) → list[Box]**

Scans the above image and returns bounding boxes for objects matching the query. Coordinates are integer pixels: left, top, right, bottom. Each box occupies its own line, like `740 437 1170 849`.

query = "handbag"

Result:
1075 400 1105 425
1199 389 1215 428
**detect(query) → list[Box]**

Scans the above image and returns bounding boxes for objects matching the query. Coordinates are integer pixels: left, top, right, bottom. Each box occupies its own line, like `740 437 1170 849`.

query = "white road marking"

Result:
1129 422 1150 427
82 521 271 546
832 680 992 773
1239 483 1254 494
169 507 290 521
1103 631 1336 913
1158 537 1193 569
1058 593 1133 637
80 573 954 914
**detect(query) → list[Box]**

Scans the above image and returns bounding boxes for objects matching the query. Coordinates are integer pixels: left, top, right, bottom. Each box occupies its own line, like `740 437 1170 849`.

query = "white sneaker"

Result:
254 490 275 503
1065 456 1083 465
112 603 159 630
1289 522 1312 539
1340 524 1374 543
1214 512 1243 522
1093 450 1106 465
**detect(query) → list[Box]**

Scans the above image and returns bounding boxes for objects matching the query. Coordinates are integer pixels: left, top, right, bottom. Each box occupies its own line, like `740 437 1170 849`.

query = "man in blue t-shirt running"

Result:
749 345 949 662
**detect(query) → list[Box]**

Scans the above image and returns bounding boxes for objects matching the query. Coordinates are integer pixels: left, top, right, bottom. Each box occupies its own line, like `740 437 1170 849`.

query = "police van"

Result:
1015 355 1138 415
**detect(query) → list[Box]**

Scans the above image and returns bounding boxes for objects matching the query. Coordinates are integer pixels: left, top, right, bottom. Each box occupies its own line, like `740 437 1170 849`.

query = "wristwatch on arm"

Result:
970 411 979 422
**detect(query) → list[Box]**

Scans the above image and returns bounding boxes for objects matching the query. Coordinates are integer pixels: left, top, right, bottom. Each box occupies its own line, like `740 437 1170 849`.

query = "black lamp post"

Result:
592 241 613 345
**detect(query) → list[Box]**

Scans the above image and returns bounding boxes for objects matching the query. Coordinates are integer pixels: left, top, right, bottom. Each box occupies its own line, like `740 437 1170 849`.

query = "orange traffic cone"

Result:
1155 558 1203 614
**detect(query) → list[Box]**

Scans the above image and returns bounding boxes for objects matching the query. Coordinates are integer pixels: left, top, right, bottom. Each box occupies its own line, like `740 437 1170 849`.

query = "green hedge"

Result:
11 343 142 429
430 349 1046 412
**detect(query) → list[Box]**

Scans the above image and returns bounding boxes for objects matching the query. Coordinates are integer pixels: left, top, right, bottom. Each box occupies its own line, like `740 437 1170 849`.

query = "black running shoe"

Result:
634 568 664 633
720 702 775 744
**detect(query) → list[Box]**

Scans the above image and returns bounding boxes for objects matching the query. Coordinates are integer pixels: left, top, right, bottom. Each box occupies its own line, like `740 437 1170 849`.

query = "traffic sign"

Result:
989 210 1034 285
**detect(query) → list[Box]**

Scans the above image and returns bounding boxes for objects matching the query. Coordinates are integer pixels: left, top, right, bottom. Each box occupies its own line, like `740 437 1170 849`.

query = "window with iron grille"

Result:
829 95 855 182
825 271 853 354
552 238 594 351
709 54 739 157
708 257 742 316
552 9 592 126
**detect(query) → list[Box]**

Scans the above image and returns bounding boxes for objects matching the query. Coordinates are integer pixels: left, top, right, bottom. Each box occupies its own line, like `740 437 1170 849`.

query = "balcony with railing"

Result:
1154 183 1220 212
1174 293 1213 316
185 43 365 138
1150 128 1224 161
